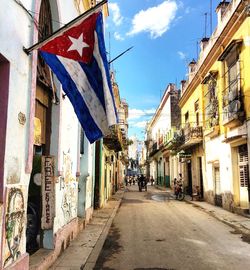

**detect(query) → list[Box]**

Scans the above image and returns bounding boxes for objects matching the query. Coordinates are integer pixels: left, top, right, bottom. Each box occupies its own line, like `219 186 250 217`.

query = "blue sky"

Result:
106 0 221 140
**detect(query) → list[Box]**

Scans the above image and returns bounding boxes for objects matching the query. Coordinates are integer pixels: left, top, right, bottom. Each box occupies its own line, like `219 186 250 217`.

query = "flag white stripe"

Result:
58 56 110 135
93 32 117 126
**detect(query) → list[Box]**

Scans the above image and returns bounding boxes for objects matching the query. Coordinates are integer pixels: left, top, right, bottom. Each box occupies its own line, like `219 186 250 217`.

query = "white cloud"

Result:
128 108 155 120
178 51 186 60
109 3 123 26
130 121 148 128
114 32 124 41
127 1 178 39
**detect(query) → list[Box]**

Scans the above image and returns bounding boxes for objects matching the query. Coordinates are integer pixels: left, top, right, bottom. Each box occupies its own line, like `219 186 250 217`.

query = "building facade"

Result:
178 0 250 211
146 83 181 187
0 0 126 269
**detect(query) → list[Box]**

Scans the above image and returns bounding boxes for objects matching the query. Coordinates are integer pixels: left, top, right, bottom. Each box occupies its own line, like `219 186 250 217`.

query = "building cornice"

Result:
179 0 246 108
148 84 175 129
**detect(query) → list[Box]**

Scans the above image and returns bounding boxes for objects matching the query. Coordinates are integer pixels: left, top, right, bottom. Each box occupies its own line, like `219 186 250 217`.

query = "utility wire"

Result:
13 0 39 30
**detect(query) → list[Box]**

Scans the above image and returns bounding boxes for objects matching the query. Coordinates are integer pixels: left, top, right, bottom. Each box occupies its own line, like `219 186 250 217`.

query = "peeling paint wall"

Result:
54 153 78 232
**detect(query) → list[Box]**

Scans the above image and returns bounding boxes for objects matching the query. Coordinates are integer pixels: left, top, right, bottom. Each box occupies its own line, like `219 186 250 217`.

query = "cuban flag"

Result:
39 11 117 143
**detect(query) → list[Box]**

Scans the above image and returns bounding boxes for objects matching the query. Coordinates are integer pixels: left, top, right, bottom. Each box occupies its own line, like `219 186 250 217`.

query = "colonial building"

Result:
178 0 250 212
95 72 129 208
146 83 181 187
0 0 126 269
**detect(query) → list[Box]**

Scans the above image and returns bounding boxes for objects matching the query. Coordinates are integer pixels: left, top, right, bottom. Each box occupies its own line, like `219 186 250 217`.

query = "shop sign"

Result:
41 156 55 229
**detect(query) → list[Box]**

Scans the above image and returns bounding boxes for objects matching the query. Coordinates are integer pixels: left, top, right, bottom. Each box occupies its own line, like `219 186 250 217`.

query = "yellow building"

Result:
81 0 108 16
179 0 250 213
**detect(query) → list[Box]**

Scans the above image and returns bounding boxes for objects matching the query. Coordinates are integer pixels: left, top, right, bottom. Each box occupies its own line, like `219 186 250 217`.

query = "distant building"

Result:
146 83 181 186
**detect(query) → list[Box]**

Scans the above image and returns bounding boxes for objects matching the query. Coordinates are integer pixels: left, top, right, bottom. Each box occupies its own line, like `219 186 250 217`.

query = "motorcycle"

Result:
175 183 185 201
138 179 147 192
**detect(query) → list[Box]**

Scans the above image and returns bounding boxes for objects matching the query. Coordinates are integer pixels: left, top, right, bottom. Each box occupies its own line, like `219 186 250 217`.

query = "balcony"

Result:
222 102 244 128
222 95 244 128
158 135 164 148
204 100 220 138
103 125 122 152
182 124 203 149
221 65 245 128
149 142 158 157
164 128 184 151
164 128 176 145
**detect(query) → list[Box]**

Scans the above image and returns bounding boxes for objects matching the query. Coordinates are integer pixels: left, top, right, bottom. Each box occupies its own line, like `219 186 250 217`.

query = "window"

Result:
219 40 242 111
194 100 199 126
0 54 10 202
203 75 219 129
238 144 249 188
35 0 53 155
225 51 240 103
185 111 189 123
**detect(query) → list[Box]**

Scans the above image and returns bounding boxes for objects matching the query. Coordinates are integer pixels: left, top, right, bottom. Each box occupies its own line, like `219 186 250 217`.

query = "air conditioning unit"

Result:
228 88 238 101
228 100 241 115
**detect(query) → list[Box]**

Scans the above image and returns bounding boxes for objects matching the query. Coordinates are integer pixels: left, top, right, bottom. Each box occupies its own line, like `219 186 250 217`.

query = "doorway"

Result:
26 0 53 254
198 157 204 199
238 144 249 208
187 162 192 195
214 166 222 207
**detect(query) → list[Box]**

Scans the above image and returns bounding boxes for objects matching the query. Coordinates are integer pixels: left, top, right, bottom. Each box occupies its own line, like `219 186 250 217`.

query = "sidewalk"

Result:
184 195 250 235
156 185 250 236
49 189 124 270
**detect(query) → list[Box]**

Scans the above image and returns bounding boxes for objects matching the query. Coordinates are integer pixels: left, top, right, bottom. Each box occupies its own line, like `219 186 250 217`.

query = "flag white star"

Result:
67 33 89 57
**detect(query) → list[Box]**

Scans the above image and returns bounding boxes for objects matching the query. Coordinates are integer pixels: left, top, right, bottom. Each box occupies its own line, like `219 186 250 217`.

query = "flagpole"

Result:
23 0 108 54
109 46 134 64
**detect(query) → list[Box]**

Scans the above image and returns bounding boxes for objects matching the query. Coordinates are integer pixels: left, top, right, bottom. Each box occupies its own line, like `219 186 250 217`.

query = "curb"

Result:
184 199 250 235
82 191 124 270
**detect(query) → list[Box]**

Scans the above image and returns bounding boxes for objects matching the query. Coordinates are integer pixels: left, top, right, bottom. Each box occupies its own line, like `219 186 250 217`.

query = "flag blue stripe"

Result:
96 13 118 119
40 51 103 143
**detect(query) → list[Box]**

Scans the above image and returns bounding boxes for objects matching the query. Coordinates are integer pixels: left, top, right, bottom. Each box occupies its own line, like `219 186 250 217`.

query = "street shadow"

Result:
134 268 174 270
121 198 147 204
94 224 123 269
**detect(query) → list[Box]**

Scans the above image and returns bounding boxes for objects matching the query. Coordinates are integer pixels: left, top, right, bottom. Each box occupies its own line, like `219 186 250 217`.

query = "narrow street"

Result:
94 185 250 270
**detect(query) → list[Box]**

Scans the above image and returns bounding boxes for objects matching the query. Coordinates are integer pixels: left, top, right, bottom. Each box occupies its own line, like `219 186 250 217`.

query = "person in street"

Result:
174 177 178 197
125 176 128 186
150 176 154 186
174 174 183 198
129 177 132 186
176 173 182 186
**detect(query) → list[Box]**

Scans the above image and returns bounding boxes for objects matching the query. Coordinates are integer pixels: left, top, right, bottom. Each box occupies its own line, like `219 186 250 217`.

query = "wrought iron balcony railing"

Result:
183 124 203 146
149 142 158 157
103 125 123 152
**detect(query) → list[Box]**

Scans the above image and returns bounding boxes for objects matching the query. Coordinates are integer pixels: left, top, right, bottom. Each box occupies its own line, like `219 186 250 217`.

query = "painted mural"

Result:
4 187 25 268
60 153 78 223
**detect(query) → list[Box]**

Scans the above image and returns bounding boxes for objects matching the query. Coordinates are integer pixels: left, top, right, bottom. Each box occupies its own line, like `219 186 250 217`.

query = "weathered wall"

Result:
0 0 95 268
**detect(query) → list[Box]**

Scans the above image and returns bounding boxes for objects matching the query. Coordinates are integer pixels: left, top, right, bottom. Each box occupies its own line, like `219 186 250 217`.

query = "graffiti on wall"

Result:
61 153 77 223
41 156 55 229
4 187 25 268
